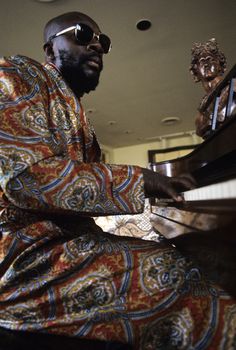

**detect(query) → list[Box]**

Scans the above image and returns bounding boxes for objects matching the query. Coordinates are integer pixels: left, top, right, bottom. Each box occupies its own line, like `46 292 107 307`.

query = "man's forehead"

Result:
43 12 102 43
60 15 100 32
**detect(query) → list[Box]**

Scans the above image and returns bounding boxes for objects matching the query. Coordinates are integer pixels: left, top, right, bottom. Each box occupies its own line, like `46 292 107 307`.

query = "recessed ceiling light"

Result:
161 117 181 125
136 19 152 31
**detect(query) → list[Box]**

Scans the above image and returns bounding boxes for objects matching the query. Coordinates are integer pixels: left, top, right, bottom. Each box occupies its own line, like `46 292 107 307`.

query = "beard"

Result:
57 49 103 95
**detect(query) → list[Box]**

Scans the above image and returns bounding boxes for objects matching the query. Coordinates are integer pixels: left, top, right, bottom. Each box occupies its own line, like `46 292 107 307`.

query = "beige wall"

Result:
101 132 202 167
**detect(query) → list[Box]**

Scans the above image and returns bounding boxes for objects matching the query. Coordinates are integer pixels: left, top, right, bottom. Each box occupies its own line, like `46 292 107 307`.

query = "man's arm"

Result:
0 56 145 216
0 56 194 218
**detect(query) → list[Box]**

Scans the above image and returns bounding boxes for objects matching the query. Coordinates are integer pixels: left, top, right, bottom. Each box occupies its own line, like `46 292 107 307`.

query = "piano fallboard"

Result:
150 115 236 187
150 115 236 236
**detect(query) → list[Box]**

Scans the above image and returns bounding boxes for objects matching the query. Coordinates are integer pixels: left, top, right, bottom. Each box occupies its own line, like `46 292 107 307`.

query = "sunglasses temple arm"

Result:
54 25 77 38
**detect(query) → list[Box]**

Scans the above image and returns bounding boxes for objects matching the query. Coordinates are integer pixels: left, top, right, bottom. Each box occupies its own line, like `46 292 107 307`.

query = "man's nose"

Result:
87 38 104 54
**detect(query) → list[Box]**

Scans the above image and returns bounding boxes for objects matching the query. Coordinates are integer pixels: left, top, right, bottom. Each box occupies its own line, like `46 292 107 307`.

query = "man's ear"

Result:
43 42 55 62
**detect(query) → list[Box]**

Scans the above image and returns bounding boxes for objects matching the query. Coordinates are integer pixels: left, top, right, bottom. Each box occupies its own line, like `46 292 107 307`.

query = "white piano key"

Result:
182 179 236 201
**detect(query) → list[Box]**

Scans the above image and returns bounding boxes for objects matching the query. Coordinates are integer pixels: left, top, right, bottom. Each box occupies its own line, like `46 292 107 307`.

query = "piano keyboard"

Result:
183 178 236 201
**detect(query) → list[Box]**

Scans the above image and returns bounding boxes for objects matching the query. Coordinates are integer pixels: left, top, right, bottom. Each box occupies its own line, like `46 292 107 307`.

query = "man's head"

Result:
44 12 111 97
189 38 226 83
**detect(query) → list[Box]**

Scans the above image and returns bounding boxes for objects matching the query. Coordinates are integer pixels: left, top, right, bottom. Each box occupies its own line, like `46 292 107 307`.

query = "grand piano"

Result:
150 66 236 297
150 65 236 238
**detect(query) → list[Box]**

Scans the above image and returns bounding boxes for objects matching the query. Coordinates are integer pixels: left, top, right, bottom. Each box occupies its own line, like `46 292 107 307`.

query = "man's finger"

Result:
165 186 184 202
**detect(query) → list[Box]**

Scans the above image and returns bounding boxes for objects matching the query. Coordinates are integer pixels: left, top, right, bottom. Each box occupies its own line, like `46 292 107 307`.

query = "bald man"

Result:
0 12 235 350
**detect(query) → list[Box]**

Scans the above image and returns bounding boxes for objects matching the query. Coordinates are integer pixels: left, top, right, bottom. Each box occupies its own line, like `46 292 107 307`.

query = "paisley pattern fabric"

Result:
94 199 160 242
0 55 236 350
0 55 144 215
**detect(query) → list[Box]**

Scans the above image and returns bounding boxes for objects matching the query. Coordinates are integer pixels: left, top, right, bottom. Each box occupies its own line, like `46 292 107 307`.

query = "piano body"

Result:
150 114 236 238
150 66 236 296
150 65 236 239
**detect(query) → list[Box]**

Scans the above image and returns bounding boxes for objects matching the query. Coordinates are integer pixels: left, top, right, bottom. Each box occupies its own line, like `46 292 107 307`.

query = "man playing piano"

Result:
0 11 236 350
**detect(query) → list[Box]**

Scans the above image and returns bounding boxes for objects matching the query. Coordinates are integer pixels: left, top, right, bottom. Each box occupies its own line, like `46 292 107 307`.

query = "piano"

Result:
150 116 236 296
150 66 236 239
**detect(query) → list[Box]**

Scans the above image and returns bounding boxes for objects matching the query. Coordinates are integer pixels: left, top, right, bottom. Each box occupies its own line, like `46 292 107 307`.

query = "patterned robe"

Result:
0 55 236 349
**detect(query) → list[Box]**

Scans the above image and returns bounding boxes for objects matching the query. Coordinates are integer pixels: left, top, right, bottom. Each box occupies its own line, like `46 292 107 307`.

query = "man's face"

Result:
196 54 221 82
51 18 104 95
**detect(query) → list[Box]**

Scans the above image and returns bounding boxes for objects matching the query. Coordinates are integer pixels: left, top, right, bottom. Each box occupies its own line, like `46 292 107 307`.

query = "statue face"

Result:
196 54 221 81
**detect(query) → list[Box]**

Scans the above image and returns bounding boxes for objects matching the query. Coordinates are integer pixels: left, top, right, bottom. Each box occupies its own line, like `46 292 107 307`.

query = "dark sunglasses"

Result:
47 23 112 54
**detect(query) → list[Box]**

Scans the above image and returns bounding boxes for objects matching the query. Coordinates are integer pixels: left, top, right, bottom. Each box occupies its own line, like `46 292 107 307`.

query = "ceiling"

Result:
1 0 235 147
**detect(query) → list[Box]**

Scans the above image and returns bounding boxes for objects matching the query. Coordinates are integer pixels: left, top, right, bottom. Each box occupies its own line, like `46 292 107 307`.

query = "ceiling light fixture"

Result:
136 19 152 31
161 117 181 126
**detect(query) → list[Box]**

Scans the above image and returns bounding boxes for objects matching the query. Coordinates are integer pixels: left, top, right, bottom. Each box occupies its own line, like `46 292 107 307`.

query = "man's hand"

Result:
142 168 196 202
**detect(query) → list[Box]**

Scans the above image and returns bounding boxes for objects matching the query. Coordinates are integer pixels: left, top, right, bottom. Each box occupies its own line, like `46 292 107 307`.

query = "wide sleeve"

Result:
0 56 145 216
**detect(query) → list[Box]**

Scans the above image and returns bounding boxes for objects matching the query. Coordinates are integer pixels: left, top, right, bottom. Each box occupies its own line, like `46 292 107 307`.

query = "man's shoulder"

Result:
0 55 51 85
0 54 42 69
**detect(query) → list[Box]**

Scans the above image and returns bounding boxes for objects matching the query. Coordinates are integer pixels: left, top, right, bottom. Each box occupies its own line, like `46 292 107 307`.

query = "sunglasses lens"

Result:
99 34 111 54
76 24 111 54
76 24 94 44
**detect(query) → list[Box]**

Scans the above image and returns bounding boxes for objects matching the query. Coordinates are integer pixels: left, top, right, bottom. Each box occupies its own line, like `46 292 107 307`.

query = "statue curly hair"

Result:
190 38 227 82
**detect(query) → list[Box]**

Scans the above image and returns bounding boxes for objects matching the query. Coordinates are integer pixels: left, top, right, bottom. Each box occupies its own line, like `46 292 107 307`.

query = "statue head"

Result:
190 38 226 83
